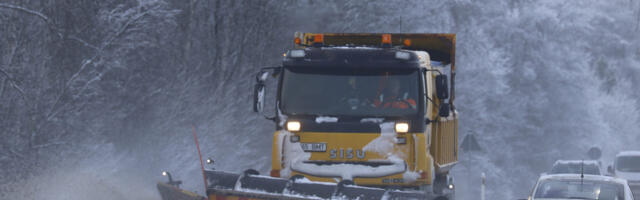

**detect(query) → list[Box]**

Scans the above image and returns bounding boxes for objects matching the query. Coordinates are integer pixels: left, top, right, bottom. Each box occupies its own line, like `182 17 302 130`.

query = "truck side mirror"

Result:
256 71 270 82
439 103 450 117
253 70 271 113
435 74 449 100
607 165 614 174
253 83 265 113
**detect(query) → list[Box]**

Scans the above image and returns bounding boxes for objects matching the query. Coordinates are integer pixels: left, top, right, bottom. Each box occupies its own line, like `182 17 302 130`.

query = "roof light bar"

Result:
382 34 392 45
403 39 412 46
313 34 324 47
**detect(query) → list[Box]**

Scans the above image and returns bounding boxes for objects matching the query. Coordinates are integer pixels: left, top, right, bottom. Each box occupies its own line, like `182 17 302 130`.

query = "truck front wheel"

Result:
433 174 455 199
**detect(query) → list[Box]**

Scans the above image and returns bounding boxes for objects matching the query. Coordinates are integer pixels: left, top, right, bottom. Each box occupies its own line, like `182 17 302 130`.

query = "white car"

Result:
609 151 640 198
527 174 634 200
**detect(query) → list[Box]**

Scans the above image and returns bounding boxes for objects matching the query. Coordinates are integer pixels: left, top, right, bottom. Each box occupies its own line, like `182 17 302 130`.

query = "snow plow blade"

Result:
157 169 437 200
199 169 431 200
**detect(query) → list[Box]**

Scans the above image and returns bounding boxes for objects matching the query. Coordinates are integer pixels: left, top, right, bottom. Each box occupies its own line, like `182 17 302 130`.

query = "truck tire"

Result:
432 173 455 200
433 174 447 194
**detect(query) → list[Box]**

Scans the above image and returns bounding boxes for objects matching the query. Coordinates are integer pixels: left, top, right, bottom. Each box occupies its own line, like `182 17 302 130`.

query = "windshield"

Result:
617 156 640 172
551 163 601 175
534 179 625 200
280 67 421 117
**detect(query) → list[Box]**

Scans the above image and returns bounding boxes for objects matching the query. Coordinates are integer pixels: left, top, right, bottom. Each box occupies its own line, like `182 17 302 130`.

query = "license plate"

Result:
300 143 327 152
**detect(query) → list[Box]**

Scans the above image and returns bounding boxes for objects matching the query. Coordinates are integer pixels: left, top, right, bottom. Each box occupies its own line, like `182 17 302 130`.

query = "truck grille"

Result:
292 160 406 178
303 160 394 167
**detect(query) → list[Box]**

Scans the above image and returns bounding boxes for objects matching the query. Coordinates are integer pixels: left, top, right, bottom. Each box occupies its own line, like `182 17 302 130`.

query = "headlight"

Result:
287 121 301 132
395 122 409 133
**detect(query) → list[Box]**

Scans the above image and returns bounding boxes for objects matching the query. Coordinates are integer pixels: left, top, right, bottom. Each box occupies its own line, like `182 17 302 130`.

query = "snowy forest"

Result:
1 0 640 199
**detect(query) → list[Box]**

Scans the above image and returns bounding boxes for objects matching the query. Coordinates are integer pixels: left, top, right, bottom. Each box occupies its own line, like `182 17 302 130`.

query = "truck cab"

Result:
253 33 458 195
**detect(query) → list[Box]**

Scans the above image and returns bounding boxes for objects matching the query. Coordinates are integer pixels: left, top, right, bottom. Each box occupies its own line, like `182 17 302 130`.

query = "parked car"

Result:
550 160 602 175
526 174 634 200
609 151 640 198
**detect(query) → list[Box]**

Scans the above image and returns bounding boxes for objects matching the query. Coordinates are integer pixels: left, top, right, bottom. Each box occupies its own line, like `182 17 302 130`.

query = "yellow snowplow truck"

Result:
158 33 458 200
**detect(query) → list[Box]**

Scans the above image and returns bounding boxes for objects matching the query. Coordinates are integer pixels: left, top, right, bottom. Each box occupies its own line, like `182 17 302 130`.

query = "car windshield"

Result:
280 67 421 117
551 163 601 175
534 179 625 200
617 156 640 172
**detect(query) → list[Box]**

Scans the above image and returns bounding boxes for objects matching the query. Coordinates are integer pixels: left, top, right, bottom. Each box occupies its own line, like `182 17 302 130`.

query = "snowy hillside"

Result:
1 0 639 200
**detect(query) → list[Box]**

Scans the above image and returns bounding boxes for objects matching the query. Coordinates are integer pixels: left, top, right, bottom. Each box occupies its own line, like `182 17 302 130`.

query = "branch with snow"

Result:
0 79 6 97
8 148 25 158
48 2 176 121
0 3 50 23
0 66 26 100
32 141 67 149
0 3 97 52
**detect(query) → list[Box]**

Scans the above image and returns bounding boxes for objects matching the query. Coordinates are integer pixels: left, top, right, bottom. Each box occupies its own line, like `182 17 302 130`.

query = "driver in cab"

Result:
373 79 416 110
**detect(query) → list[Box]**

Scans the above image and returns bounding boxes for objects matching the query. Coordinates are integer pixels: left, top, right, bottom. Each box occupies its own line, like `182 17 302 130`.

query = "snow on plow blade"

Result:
157 169 434 200
200 169 429 200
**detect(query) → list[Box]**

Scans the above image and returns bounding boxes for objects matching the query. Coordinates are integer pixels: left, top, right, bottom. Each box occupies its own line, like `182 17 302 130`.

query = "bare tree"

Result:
0 0 178 183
